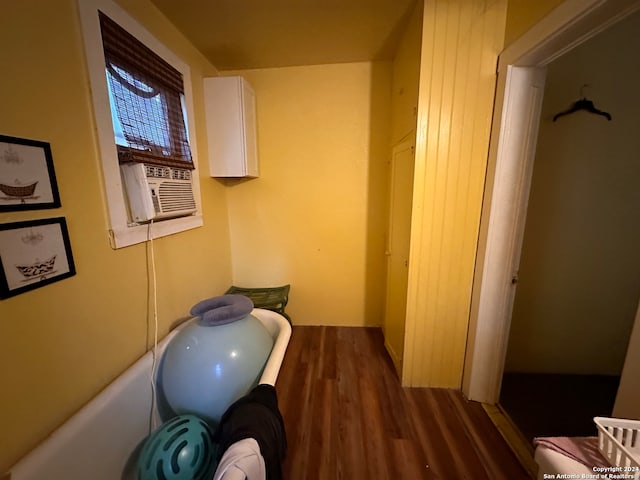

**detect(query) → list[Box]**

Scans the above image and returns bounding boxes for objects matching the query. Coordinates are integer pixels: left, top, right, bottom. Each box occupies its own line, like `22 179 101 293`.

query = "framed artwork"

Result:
0 217 76 299
0 134 61 211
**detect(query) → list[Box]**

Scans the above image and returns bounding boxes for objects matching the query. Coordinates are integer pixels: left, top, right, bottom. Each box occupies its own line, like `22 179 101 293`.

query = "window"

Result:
99 12 192 170
78 0 203 248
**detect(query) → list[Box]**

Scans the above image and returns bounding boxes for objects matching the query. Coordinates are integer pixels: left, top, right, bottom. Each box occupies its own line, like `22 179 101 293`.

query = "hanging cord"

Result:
147 219 160 432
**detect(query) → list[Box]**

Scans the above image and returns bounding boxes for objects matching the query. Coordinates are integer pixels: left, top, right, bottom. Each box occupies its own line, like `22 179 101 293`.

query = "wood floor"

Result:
274 326 531 479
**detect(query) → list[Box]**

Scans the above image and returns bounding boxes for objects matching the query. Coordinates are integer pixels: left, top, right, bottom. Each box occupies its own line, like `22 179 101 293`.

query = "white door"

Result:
383 138 414 374
464 65 547 402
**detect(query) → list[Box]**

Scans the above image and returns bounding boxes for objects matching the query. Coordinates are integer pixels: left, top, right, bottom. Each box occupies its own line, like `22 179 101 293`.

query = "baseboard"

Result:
483 403 538 478
383 339 402 377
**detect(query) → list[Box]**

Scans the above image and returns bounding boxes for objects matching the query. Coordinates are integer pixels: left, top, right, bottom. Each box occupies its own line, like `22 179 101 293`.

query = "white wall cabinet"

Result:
204 76 259 177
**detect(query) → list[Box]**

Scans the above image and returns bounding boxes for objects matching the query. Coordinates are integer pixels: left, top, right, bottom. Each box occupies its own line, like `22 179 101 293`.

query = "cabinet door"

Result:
204 76 259 178
242 80 259 177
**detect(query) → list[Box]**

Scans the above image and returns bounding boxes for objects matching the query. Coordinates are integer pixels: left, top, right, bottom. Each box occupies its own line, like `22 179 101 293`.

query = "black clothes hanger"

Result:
553 85 612 122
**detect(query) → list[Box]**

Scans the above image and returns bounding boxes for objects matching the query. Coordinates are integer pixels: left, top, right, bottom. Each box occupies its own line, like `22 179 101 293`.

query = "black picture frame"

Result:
0 134 61 211
0 217 76 299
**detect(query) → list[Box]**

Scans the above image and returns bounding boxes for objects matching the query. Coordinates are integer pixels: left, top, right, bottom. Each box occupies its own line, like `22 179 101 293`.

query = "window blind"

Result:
98 12 193 169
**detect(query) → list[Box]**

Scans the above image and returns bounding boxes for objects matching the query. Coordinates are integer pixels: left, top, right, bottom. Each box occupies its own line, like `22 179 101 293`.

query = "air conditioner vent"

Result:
145 165 171 178
171 169 192 181
156 182 196 213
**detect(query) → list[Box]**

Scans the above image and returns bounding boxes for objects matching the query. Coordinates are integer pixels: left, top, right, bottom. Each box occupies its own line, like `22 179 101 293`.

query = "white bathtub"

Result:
8 309 291 480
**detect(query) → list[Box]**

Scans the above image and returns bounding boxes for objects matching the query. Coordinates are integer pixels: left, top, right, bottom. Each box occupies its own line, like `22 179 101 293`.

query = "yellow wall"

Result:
0 0 232 471
402 0 507 387
223 62 392 326
390 1 423 146
504 0 565 46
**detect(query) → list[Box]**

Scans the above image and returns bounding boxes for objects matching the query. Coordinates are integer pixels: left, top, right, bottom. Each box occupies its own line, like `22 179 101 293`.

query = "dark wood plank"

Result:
275 326 531 479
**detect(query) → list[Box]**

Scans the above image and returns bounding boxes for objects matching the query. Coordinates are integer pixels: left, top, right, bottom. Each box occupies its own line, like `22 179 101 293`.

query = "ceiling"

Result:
149 0 418 71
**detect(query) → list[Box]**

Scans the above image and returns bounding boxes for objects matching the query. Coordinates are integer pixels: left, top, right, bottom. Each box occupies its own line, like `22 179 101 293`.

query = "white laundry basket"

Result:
594 417 640 478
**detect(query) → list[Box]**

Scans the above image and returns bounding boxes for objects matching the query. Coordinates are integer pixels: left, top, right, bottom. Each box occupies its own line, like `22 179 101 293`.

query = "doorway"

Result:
498 9 640 441
463 0 640 415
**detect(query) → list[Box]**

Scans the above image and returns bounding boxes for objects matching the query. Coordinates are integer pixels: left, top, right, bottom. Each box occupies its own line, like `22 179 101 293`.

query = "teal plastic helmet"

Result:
137 414 217 480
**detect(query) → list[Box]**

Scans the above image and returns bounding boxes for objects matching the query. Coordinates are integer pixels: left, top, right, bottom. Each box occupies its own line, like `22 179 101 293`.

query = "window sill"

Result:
108 214 203 249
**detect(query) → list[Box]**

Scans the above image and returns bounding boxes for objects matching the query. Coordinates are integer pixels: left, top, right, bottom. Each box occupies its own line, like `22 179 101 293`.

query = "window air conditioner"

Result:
120 163 197 223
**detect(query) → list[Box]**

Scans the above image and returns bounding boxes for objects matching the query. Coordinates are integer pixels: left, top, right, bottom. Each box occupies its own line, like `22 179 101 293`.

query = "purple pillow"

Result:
190 294 254 326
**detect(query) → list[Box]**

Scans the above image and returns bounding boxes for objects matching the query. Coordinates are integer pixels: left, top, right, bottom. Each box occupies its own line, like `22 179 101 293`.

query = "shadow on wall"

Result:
364 61 393 328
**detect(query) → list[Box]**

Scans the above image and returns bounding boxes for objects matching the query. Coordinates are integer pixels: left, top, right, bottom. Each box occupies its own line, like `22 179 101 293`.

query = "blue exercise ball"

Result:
160 312 274 425
137 414 217 480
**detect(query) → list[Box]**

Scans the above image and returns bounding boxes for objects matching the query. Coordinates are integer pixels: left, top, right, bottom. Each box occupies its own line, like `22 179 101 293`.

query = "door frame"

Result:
463 0 640 404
